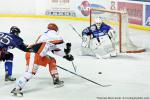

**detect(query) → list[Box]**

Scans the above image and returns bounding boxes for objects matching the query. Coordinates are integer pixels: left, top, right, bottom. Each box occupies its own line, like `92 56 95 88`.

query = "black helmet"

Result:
10 26 20 36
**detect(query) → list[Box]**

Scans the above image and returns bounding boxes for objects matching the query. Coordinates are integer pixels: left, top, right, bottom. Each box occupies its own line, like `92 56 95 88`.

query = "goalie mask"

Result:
95 17 103 27
95 17 102 24
10 26 20 36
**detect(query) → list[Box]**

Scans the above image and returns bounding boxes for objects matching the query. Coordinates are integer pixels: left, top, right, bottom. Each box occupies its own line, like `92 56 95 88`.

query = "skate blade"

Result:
55 84 64 88
11 92 23 97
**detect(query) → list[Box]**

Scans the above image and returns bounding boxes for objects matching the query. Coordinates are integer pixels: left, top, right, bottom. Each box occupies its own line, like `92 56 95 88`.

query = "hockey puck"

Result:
98 72 102 74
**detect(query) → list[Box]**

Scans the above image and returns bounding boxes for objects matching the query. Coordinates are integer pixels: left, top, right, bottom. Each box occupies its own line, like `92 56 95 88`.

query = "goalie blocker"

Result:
81 17 117 59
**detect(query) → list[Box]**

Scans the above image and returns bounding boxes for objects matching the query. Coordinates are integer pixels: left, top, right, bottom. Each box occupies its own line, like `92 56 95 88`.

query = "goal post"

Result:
90 8 145 53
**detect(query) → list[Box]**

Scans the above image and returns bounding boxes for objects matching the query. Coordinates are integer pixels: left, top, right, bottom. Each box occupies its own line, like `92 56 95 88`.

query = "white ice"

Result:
0 18 150 100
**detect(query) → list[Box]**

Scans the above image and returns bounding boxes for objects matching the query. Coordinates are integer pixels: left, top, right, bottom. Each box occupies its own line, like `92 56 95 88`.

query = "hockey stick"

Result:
57 65 111 87
69 24 82 38
71 61 77 72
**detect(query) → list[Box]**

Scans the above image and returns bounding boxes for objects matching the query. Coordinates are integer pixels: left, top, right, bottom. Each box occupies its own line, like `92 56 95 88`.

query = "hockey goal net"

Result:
90 8 145 53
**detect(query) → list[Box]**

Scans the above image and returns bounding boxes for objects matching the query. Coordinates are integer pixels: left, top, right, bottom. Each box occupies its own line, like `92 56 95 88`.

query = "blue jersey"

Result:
82 22 111 38
0 32 28 51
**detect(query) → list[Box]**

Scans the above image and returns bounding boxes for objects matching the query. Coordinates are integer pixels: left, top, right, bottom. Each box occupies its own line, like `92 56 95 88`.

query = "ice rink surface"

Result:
0 18 150 100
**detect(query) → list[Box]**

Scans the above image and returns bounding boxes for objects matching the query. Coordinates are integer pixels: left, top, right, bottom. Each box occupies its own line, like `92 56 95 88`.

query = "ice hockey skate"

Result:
52 75 64 88
5 73 16 81
54 79 64 88
11 88 23 97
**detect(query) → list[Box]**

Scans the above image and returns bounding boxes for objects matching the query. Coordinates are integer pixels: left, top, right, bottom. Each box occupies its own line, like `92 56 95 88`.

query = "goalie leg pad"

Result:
80 47 95 56
90 35 117 58
99 35 117 58
81 35 90 48
89 38 100 50
89 37 108 56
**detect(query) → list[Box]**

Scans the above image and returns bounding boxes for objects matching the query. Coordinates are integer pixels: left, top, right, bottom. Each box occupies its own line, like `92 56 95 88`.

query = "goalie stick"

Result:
69 24 82 38
57 65 111 87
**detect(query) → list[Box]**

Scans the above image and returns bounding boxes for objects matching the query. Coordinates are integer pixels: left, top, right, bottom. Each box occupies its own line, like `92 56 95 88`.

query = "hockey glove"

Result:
63 42 74 61
63 54 74 61
64 43 71 55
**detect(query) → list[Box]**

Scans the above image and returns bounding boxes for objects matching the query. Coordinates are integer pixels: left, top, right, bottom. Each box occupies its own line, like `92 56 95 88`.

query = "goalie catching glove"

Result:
63 43 74 61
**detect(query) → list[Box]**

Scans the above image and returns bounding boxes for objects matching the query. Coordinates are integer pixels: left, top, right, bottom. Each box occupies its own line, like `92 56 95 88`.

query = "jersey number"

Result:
0 33 12 45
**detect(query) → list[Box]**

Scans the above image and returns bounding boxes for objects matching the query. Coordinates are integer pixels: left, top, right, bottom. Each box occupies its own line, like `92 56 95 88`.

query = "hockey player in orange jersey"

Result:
11 23 74 96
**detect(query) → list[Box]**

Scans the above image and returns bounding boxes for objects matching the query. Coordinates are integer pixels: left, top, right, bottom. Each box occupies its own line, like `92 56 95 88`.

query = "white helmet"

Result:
95 17 103 24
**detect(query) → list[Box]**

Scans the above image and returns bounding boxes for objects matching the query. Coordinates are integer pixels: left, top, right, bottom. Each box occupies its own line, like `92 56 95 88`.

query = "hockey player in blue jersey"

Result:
81 17 117 59
0 25 74 83
0 26 34 81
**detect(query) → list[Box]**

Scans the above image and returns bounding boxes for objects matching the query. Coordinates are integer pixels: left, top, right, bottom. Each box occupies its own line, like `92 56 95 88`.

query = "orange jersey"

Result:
25 30 64 75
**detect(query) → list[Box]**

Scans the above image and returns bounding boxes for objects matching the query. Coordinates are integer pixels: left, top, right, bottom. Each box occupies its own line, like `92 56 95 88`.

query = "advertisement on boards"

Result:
78 0 105 16
117 2 143 25
77 0 114 17
45 0 76 17
145 5 150 26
